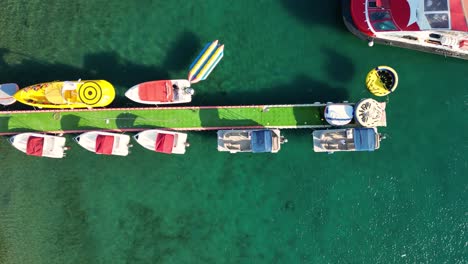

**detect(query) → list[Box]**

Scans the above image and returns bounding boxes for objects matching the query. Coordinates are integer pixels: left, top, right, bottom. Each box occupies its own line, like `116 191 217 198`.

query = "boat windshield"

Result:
423 0 451 29
368 8 398 31
251 130 273 153
424 0 448 12
425 13 450 28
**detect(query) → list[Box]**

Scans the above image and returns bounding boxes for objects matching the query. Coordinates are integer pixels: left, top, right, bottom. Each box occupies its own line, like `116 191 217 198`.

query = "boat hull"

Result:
342 0 468 60
14 80 115 109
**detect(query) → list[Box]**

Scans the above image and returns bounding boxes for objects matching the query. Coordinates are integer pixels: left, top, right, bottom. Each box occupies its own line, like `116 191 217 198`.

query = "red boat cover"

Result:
450 0 468 32
138 81 174 102
460 40 468 50
155 133 175 154
95 135 114 155
26 136 44 156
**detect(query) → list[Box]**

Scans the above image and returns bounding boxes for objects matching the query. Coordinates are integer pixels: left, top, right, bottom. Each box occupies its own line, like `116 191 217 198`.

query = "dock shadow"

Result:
0 116 10 132
198 108 262 130
280 0 346 31
115 112 138 129
60 114 101 132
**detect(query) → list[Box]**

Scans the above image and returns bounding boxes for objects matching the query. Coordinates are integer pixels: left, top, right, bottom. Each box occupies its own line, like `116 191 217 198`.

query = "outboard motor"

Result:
184 87 195 95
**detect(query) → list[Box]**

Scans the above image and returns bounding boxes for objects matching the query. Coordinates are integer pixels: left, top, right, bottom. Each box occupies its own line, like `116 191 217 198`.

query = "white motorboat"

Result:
125 80 194 105
74 131 131 156
9 133 67 158
133 129 189 154
217 129 286 153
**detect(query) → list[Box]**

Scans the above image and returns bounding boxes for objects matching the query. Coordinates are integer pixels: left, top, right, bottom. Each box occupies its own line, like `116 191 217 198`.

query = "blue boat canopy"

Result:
251 130 273 153
353 128 376 151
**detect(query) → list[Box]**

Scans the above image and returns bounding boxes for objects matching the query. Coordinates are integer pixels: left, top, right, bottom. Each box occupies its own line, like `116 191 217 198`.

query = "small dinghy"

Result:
125 80 194 105
133 129 189 154
74 131 131 156
0 83 19 106
9 133 67 158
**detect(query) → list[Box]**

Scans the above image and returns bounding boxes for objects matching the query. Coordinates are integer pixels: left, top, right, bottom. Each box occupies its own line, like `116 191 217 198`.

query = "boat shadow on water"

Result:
0 49 169 110
0 31 202 110
322 47 355 84
280 0 347 32
161 31 202 73
198 108 263 131
193 74 349 106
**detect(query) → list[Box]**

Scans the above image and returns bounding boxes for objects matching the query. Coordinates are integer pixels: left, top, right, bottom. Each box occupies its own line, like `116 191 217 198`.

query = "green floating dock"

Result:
0 104 347 135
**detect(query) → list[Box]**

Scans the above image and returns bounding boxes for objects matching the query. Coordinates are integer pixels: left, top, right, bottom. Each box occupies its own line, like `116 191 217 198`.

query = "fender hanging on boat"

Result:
188 40 224 84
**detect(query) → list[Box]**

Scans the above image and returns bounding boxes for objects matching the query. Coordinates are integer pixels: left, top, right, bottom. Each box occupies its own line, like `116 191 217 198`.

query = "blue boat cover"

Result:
353 128 376 151
251 130 273 153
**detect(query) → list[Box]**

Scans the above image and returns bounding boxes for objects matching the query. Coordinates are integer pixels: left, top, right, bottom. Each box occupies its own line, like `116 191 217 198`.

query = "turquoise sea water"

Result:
0 1 466 263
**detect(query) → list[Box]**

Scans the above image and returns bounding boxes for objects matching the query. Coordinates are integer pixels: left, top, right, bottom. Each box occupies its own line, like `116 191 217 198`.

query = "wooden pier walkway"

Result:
0 103 342 135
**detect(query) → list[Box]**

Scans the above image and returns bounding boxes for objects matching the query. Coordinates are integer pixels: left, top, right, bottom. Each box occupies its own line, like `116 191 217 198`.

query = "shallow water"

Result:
0 0 466 263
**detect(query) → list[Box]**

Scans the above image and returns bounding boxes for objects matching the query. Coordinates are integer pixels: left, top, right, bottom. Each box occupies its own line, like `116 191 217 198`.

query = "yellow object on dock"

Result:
366 66 398 97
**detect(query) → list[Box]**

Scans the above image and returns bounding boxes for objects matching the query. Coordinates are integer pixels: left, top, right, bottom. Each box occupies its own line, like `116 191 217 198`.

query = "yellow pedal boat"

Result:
14 80 115 109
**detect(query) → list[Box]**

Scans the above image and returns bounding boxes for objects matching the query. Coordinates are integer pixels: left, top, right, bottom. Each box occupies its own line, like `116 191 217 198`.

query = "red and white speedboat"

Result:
74 131 131 156
343 0 468 59
9 133 67 158
133 129 189 154
125 80 194 105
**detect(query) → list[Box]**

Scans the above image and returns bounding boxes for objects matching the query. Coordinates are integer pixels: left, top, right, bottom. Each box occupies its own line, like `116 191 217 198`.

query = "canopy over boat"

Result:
138 81 174 102
324 104 354 126
155 133 175 153
354 128 377 151
251 130 273 153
